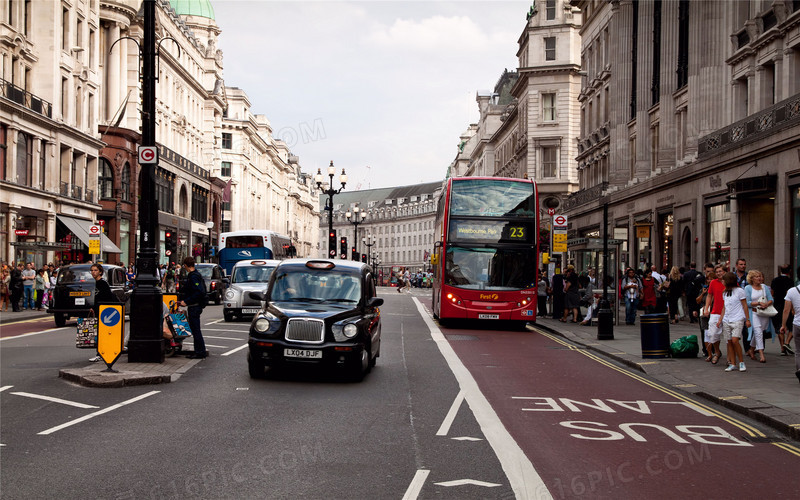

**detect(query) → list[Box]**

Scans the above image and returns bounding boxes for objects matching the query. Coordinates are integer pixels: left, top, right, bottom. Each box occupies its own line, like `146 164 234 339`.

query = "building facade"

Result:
567 0 800 279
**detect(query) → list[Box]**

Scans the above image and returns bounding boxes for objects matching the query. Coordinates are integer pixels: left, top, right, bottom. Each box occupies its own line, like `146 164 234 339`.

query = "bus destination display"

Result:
450 220 532 243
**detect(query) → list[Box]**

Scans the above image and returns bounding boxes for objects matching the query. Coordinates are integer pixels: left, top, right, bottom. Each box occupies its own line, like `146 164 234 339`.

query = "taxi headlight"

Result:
225 290 236 300
254 318 270 333
332 321 359 341
343 323 358 339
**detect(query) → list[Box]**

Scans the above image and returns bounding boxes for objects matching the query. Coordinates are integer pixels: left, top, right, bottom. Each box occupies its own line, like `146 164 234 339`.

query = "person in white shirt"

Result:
779 281 800 384
717 272 751 372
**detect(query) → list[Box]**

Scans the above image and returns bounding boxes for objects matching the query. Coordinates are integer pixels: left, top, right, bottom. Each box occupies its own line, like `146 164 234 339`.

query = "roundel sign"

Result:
553 215 568 227
138 146 158 164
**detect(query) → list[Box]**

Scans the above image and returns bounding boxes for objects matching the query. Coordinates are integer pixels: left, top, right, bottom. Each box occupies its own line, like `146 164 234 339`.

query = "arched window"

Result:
98 158 114 199
121 163 131 202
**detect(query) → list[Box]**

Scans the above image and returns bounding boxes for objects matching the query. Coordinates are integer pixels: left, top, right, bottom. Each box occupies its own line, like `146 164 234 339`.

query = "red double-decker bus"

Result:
431 177 539 328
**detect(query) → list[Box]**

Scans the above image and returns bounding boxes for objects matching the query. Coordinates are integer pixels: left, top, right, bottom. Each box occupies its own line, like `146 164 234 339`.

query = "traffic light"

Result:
165 231 177 258
351 246 357 261
328 230 337 258
340 237 347 259
361 253 367 263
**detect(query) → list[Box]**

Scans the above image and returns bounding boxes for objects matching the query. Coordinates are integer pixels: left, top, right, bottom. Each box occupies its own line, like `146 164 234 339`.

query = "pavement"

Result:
3 299 799 440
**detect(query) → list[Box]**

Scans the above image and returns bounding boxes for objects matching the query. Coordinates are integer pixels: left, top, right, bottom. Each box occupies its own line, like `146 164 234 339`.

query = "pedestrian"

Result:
717 272 750 372
779 281 800 384
744 270 774 364
34 268 45 310
683 262 702 323
89 263 116 316
9 262 23 312
770 264 794 355
734 258 748 288
561 265 580 323
551 269 565 320
537 270 549 318
696 271 715 360
703 264 727 365
622 267 642 325
0 267 10 311
164 263 176 292
178 256 208 359
21 262 35 310
666 266 684 324
640 269 657 314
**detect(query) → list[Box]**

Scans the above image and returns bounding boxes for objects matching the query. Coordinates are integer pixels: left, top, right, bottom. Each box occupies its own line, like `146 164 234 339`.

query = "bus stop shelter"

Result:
567 237 623 325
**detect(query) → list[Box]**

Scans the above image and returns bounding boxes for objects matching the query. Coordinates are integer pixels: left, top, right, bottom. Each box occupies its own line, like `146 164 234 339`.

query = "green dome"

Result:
170 0 215 20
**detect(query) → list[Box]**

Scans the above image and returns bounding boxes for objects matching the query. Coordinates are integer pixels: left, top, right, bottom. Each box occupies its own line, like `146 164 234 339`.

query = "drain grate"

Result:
446 335 480 341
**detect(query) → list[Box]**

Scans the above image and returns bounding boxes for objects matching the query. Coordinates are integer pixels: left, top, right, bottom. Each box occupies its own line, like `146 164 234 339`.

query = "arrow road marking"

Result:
436 389 465 436
11 392 99 409
434 479 502 488
401 469 430 500
0 385 12 392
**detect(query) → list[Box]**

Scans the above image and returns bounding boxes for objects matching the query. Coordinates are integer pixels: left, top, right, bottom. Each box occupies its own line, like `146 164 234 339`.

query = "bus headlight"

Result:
446 292 462 305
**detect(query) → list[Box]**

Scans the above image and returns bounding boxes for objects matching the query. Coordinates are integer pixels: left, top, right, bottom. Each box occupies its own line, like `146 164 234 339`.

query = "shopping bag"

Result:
75 317 99 348
169 311 192 337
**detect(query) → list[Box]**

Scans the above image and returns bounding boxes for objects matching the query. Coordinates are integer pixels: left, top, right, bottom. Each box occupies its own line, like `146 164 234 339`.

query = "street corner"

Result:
59 366 171 387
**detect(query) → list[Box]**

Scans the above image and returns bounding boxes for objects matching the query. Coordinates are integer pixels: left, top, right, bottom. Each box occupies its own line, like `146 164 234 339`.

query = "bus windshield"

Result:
225 236 263 248
445 246 537 290
449 179 536 217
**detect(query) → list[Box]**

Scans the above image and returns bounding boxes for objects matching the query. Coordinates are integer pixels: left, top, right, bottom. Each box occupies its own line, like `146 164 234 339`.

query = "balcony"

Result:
71 185 82 200
84 188 94 203
60 182 69 197
0 78 53 118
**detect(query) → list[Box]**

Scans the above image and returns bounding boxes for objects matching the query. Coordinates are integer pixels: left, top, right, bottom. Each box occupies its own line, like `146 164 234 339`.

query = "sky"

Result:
213 0 532 190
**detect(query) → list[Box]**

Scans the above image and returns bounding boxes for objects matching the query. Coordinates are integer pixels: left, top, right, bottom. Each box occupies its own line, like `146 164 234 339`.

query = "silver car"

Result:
223 259 280 322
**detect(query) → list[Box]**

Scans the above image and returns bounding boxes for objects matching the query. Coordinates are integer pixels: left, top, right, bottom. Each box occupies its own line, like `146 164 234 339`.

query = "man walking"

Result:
178 257 208 359
683 262 702 323
9 263 23 312
21 262 35 310
771 265 794 355
734 258 749 352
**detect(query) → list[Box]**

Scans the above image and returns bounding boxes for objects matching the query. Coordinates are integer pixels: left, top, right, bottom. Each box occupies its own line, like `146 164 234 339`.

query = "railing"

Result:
0 78 53 118
84 188 94 203
71 184 82 200
60 182 69 197
563 182 608 212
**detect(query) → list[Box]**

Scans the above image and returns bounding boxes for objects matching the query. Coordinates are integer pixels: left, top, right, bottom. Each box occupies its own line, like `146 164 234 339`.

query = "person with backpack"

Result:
178 256 208 359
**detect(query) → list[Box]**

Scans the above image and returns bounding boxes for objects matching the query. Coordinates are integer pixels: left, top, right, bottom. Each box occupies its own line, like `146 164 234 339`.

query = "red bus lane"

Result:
442 325 800 499
0 317 57 338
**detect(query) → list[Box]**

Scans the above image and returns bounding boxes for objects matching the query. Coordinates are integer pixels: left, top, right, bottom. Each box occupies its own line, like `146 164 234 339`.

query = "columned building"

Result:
318 182 443 282
567 0 800 279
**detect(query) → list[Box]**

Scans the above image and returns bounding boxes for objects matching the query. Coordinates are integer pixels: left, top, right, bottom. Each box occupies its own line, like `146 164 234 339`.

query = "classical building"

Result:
567 0 800 278
451 0 582 226
318 181 443 281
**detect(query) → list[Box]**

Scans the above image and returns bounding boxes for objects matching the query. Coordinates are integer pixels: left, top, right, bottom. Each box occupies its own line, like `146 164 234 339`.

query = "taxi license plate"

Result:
479 314 500 320
75 298 86 305
70 291 91 297
284 348 322 359
242 308 260 314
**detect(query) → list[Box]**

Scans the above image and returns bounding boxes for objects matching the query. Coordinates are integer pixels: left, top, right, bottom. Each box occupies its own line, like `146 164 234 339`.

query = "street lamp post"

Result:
346 205 366 260
205 221 214 263
315 161 347 258
363 234 376 266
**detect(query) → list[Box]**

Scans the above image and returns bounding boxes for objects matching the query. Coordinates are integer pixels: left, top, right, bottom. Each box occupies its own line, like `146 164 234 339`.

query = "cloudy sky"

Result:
213 0 532 190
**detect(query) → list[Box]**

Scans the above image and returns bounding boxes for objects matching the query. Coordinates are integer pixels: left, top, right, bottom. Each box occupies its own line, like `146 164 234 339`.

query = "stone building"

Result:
566 0 800 279
318 181 443 281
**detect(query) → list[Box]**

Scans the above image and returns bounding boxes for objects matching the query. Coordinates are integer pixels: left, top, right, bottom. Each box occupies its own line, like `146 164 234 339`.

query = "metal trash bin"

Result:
640 313 670 358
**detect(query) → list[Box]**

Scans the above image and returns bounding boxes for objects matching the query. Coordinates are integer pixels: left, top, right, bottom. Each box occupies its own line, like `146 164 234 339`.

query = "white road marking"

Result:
203 335 245 340
402 469 430 500
10 392 99 409
436 389 465 436
0 327 69 341
204 344 229 348
38 391 160 435
652 400 716 416
221 343 248 356
435 479 502 488
414 298 551 500
0 385 13 392
204 328 250 332
451 436 483 441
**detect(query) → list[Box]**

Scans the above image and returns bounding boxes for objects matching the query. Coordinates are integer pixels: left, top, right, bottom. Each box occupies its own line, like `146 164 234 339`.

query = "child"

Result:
717 272 751 372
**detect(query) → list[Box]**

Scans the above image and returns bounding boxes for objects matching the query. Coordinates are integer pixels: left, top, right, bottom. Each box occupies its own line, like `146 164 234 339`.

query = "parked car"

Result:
247 259 383 381
177 263 228 305
223 259 280 322
47 264 131 327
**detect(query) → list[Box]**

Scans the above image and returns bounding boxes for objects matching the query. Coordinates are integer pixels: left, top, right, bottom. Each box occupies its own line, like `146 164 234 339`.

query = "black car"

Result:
47 264 131 327
247 259 383 381
177 263 228 305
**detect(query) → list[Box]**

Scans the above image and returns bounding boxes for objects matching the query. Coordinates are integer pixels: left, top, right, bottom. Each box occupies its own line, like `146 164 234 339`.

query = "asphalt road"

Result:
1 289 798 499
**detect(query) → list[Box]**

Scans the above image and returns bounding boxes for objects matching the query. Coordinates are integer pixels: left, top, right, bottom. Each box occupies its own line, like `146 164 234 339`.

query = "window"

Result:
706 203 731 265
541 147 557 178
62 7 69 51
155 168 175 213
546 0 556 20
16 131 32 186
0 124 6 181
38 140 45 190
98 158 114 199
61 77 68 120
221 132 232 149
544 37 556 61
542 93 556 121
121 163 130 202
191 184 208 222
221 161 231 176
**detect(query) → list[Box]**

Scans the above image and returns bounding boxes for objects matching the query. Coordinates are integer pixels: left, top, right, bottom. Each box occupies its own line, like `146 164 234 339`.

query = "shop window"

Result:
706 203 731 266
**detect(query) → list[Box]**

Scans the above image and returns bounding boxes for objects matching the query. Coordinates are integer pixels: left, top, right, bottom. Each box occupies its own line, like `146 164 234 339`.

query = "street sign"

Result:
138 145 158 164
89 225 102 235
547 208 556 216
553 215 568 227
89 238 101 255
98 304 125 369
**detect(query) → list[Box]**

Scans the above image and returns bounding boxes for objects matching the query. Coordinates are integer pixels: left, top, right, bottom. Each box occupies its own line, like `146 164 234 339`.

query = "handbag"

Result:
75 317 99 348
168 311 193 337
755 295 778 318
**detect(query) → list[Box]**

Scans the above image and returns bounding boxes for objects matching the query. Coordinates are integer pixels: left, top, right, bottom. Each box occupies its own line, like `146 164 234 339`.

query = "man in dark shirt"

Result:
90 263 116 316
683 262 702 323
9 263 23 312
179 257 208 359
771 264 794 355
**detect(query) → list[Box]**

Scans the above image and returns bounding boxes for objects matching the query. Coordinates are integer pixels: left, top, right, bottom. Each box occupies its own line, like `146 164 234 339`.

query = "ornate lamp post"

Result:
315 161 347 258
363 234 376 266
346 205 366 260
205 220 214 263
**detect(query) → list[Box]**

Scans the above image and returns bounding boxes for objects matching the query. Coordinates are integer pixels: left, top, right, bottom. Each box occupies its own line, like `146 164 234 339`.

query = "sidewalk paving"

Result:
536 311 800 441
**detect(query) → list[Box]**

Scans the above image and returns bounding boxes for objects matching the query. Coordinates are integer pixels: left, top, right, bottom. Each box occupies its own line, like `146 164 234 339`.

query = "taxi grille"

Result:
285 318 325 344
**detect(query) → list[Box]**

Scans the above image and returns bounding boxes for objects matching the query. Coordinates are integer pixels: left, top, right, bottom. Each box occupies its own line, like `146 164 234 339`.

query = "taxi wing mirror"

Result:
367 297 384 308
248 291 266 301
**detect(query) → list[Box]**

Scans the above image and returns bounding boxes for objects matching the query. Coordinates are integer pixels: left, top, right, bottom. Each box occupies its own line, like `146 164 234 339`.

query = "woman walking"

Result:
718 272 751 372
745 270 774 363
667 266 684 324
0 267 10 311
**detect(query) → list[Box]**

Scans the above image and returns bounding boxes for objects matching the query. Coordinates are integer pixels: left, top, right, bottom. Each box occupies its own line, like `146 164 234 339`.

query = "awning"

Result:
57 215 122 254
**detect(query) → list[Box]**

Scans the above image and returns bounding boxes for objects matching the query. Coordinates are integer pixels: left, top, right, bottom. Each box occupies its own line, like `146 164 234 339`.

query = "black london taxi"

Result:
247 259 383 381
47 264 131 327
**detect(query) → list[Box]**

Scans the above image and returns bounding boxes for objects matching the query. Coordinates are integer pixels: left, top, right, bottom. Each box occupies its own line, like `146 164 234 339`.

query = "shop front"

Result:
56 215 123 264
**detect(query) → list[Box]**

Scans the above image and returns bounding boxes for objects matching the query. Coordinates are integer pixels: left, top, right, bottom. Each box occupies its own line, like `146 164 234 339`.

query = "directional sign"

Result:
138 145 158 164
98 304 125 369
553 215 568 227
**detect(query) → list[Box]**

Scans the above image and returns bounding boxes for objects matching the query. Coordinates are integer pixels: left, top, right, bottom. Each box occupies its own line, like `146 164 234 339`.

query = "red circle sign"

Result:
554 215 567 226
90 226 101 234
166 250 172 256
139 147 156 162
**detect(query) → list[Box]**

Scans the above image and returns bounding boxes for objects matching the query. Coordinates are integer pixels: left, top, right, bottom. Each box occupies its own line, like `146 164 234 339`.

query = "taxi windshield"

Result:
270 269 361 303
232 266 275 283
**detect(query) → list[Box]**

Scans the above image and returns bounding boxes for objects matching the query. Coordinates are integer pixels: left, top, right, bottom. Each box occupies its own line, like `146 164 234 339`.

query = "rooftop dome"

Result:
169 0 215 20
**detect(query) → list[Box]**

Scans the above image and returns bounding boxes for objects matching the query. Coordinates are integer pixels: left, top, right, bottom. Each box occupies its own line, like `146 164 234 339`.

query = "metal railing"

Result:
0 78 53 118
60 181 69 197
71 184 82 200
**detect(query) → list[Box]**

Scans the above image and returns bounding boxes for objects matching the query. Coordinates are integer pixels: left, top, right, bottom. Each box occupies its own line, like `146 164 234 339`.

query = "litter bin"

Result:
640 313 670 358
